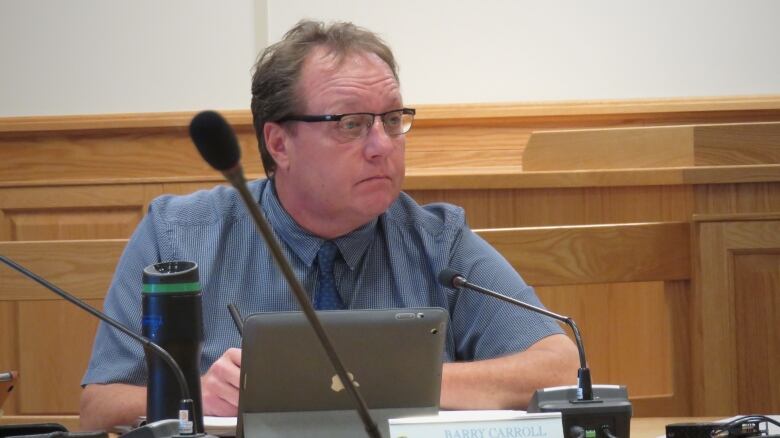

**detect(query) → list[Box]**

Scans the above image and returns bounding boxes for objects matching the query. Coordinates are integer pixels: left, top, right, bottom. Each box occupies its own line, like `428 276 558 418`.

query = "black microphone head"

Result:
438 268 464 288
189 110 241 171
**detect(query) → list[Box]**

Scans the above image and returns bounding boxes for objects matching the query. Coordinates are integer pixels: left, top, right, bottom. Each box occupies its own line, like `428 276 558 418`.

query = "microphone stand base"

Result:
173 434 219 438
528 385 632 438
122 419 219 438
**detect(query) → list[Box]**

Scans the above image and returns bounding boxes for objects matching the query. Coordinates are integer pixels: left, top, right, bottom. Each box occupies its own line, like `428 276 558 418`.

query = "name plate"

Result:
389 410 563 438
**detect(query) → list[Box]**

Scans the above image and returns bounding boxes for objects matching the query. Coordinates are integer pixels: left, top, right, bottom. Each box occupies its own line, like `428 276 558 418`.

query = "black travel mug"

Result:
142 261 204 433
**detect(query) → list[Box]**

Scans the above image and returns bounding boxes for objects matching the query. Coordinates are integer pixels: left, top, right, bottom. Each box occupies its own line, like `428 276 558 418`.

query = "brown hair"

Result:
250 20 399 176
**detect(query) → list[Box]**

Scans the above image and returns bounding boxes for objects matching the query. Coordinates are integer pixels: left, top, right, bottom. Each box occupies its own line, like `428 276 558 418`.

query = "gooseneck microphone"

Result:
189 110 381 438
438 268 632 438
0 255 199 437
438 268 593 400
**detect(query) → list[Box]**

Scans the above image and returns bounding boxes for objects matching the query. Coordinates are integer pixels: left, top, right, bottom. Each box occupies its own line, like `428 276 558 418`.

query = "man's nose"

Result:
363 119 395 157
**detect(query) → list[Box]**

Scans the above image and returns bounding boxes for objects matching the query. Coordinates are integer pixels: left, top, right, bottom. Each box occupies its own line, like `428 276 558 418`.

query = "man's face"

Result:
270 47 406 236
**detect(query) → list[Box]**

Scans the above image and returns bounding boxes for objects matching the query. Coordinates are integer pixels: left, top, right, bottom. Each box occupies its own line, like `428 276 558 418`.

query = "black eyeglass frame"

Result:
277 108 416 136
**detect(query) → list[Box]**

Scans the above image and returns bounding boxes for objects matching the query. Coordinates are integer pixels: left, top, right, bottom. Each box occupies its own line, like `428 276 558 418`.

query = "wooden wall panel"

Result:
0 184 162 210
695 122 780 165
694 182 780 215
0 127 262 183
0 301 19 415
477 222 690 415
3 97 780 185
407 185 694 229
8 208 140 241
536 280 691 416
17 300 102 414
733 253 780 414
0 124 774 242
477 222 689 286
537 284 612 385
0 184 166 241
406 125 528 169
0 217 690 416
523 126 694 171
606 282 674 395
411 96 780 127
2 223 686 300
537 283 672 393
523 122 780 172
625 281 692 416
659 280 692 415
692 216 780 415
1 239 119 415
0 241 123 301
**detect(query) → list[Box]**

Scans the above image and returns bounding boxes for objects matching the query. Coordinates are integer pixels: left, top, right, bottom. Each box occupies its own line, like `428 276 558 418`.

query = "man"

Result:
80 20 578 430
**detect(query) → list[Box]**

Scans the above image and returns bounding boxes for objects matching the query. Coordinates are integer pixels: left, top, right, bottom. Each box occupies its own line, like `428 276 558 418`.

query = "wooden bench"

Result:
0 221 691 416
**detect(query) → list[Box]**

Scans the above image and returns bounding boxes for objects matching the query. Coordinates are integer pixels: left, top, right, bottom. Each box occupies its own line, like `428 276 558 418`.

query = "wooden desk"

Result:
0 415 717 437
0 415 81 431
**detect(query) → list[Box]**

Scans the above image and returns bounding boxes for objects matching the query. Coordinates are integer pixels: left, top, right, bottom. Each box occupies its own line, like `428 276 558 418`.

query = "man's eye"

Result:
341 118 362 130
385 114 402 126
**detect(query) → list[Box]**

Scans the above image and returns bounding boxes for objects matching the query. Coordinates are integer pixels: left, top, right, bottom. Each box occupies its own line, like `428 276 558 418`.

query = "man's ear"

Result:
264 122 290 170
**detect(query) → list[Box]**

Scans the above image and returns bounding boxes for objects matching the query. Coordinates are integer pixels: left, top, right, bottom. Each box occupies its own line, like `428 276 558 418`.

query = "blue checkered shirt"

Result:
82 179 561 385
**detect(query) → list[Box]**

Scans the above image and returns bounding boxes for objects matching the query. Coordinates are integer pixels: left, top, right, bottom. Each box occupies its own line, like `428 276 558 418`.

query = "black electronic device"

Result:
438 268 633 438
667 416 780 438
530 386 632 438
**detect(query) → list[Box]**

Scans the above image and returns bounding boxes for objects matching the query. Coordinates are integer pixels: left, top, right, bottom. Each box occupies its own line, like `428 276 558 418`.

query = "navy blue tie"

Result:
314 241 345 310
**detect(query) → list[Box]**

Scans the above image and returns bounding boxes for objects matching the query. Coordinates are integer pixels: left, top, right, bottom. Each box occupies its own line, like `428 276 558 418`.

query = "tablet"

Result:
238 308 447 438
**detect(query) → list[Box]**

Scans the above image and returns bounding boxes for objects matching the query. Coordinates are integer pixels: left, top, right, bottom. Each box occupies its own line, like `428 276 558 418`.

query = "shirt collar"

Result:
259 179 378 270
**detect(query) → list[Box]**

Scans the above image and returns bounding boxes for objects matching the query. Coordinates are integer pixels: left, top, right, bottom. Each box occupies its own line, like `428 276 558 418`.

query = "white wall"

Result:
0 0 258 117
268 0 780 105
1 0 779 117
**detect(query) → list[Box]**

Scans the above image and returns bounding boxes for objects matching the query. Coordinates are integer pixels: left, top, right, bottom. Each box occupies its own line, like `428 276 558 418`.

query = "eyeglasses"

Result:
278 108 416 140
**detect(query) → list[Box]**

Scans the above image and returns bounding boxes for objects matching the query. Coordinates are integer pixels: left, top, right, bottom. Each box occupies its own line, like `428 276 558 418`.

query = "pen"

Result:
227 304 243 336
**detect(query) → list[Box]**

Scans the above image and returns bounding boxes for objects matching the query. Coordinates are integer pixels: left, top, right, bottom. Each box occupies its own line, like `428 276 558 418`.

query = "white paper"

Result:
387 410 565 425
204 415 237 436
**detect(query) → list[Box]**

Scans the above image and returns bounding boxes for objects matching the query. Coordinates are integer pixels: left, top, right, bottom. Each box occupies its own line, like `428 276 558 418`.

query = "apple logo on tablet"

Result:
330 372 360 392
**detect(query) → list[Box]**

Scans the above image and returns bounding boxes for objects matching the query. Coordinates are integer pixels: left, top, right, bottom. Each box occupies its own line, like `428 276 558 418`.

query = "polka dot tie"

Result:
314 241 345 310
